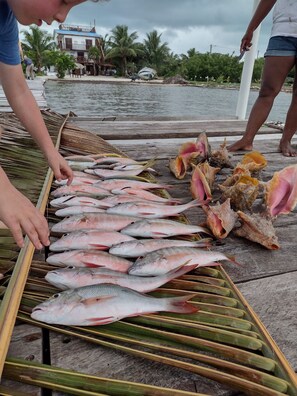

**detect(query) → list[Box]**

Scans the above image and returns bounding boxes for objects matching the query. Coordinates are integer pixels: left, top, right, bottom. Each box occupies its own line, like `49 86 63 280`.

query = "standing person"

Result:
228 0 297 157
23 55 34 80
0 0 101 250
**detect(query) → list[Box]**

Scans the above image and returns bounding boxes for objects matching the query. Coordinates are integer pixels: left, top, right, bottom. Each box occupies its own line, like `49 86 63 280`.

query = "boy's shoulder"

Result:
0 1 21 65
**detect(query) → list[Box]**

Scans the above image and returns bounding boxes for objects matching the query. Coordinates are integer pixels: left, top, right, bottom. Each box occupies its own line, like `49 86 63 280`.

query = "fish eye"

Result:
67 266 75 269
53 293 60 299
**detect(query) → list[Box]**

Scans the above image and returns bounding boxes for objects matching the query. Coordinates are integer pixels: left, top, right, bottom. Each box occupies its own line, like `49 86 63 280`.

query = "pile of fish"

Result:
169 133 297 250
32 153 236 326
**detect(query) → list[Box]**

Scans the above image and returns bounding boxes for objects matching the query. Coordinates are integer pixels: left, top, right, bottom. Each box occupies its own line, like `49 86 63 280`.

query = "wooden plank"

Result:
67 118 278 140
238 272 297 370
3 324 42 395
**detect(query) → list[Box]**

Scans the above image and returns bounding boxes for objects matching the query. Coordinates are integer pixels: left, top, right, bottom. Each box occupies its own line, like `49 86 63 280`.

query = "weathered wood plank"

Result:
3 324 42 395
67 118 278 140
238 272 297 370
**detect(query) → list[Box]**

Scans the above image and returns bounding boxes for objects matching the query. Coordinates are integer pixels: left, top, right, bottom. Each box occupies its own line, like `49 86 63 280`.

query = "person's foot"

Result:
279 140 297 157
227 139 253 152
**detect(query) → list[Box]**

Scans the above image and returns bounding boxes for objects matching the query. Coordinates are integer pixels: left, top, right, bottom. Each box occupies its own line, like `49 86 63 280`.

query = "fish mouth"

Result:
32 307 44 313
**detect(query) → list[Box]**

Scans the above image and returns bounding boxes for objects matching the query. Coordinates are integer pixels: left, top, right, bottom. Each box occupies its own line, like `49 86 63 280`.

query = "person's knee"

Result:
259 83 280 99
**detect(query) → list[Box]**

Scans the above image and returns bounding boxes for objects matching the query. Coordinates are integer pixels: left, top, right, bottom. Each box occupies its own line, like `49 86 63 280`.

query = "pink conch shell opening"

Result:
265 164 297 217
203 198 238 239
190 165 212 205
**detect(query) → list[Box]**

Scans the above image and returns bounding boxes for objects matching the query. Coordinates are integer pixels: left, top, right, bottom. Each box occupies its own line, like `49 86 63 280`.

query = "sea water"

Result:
45 80 291 121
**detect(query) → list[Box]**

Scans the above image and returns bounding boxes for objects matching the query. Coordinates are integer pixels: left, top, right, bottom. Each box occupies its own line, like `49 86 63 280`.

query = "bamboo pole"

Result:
0 114 69 379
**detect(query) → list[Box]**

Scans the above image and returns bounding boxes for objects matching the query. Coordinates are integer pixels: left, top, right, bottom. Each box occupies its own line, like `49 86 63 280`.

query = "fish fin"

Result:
82 261 102 268
89 244 109 250
152 232 168 237
139 211 155 215
167 263 197 278
88 316 115 325
82 296 114 306
226 255 242 267
166 294 198 314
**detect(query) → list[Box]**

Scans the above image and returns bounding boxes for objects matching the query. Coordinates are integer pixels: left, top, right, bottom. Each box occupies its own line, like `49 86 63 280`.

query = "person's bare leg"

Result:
279 63 297 156
228 56 295 152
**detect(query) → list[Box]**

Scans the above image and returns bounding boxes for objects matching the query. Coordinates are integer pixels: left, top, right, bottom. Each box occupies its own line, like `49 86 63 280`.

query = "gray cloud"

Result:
31 1 275 56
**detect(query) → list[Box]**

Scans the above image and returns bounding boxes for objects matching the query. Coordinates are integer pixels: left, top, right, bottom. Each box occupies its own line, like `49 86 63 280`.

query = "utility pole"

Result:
209 44 212 54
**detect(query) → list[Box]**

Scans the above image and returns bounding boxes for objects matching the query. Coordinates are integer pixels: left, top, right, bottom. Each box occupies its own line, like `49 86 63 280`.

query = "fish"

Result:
94 157 141 166
51 213 138 233
46 250 133 272
85 159 155 179
107 199 201 219
67 160 97 171
55 206 105 217
112 187 180 204
94 179 172 192
54 176 100 186
121 219 210 238
31 284 197 326
109 238 212 258
45 264 196 292
50 195 113 209
99 195 149 206
129 247 235 276
50 230 135 252
51 184 111 198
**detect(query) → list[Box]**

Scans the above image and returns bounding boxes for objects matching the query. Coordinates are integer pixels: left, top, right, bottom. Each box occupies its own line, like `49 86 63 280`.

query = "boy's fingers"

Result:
9 224 24 249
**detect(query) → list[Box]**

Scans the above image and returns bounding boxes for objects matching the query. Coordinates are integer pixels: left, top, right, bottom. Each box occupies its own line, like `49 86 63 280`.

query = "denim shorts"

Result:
264 36 297 57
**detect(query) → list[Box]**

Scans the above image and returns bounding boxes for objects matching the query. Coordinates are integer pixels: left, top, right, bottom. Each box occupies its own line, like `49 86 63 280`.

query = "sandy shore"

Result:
43 74 164 84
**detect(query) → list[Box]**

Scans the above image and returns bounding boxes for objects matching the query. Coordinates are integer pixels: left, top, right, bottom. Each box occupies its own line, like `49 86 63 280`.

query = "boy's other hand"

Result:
0 173 50 250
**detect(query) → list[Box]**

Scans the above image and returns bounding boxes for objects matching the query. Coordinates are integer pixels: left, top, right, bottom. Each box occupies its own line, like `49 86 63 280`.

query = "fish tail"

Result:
165 293 198 314
226 254 242 267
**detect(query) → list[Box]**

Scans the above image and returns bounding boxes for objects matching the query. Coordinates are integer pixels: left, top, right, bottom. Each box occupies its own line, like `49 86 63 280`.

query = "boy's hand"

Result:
46 150 73 186
0 171 50 249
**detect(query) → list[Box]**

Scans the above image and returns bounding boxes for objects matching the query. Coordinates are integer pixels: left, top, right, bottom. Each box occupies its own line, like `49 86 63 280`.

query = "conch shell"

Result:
265 164 297 217
219 175 259 211
169 155 188 179
198 162 220 189
190 164 212 205
202 198 238 239
221 163 251 187
179 132 211 164
209 140 233 169
233 211 280 250
240 151 267 173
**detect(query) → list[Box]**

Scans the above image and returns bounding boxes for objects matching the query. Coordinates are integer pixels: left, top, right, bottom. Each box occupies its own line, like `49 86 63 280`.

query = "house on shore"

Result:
53 24 114 75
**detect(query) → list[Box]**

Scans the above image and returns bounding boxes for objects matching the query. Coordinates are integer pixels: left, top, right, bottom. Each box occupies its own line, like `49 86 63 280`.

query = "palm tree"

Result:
142 30 170 73
21 26 56 73
88 46 101 75
106 25 142 76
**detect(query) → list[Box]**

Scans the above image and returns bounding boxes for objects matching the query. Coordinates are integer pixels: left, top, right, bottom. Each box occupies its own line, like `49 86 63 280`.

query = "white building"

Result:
53 24 102 75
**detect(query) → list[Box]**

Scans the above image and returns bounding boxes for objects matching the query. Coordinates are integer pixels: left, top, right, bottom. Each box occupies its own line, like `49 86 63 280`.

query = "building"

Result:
54 24 102 75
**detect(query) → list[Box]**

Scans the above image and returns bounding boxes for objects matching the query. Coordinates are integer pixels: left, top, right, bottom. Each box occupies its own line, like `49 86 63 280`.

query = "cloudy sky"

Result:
23 0 275 57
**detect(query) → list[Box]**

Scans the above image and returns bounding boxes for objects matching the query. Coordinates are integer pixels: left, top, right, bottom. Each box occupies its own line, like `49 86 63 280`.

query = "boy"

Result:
0 0 99 250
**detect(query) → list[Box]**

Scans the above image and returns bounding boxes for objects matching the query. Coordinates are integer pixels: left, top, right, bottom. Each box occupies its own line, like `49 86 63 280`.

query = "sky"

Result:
21 0 274 57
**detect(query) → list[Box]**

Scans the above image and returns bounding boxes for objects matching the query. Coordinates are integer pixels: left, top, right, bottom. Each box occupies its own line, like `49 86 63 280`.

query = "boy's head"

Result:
8 0 101 27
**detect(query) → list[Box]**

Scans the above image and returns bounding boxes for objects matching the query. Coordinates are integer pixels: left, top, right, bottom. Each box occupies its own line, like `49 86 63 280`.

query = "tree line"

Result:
22 25 268 82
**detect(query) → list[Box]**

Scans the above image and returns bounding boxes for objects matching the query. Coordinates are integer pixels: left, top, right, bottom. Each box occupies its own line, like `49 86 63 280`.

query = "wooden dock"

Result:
3 112 297 395
0 78 47 112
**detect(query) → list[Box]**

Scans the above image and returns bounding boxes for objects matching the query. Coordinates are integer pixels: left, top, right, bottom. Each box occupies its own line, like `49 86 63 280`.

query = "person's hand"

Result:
240 30 253 53
46 150 73 186
0 172 50 249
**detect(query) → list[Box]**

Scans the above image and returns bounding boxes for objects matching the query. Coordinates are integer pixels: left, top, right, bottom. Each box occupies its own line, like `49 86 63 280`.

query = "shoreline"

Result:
41 75 293 93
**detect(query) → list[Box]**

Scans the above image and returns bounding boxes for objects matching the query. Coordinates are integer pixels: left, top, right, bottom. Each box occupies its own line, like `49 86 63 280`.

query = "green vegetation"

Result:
21 25 269 83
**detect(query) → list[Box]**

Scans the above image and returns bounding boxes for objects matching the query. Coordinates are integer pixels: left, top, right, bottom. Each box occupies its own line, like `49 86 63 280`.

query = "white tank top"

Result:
271 0 297 37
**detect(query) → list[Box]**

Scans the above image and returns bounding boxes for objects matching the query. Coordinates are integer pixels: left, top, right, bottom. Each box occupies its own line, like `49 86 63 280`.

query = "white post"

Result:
236 0 261 120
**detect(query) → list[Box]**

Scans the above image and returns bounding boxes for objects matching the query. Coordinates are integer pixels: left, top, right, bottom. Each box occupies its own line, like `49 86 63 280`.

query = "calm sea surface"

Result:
45 80 291 121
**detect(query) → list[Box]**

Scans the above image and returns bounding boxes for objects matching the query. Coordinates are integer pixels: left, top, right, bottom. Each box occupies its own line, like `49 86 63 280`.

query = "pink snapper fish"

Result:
31 284 197 326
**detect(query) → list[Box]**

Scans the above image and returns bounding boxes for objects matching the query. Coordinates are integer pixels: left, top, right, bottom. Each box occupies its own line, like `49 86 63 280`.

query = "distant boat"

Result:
138 67 157 81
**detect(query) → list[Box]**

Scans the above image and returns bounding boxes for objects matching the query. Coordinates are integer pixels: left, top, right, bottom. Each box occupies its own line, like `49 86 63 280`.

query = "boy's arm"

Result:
241 0 277 51
0 166 50 249
0 62 73 184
